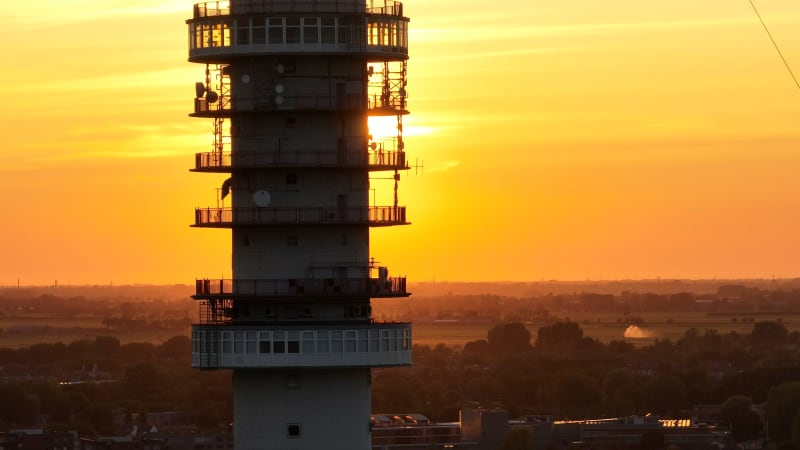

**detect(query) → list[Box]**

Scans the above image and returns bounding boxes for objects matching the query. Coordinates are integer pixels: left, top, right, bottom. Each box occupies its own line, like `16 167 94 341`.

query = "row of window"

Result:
191 16 407 50
193 328 411 355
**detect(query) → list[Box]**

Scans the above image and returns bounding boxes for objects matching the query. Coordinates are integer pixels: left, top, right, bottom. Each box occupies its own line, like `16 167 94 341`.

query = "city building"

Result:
185 0 413 448
371 414 479 450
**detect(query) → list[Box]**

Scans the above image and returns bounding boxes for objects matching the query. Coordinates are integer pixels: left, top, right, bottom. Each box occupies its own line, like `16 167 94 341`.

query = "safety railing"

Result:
193 0 404 17
194 206 407 227
193 149 407 171
194 276 408 298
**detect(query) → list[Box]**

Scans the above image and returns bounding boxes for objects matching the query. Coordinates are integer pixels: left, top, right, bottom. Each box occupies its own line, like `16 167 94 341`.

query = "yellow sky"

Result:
2 0 800 285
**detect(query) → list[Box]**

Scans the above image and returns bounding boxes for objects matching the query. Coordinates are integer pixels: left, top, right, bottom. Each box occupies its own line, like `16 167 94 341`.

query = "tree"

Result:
160 335 191 360
124 362 159 398
642 375 686 415
719 395 762 442
768 382 800 442
488 323 532 353
0 384 40 426
94 336 120 359
534 321 583 352
751 321 788 347
501 426 533 450
553 370 603 417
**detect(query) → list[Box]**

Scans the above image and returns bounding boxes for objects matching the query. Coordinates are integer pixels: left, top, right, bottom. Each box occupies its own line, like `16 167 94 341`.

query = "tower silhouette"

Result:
186 0 412 448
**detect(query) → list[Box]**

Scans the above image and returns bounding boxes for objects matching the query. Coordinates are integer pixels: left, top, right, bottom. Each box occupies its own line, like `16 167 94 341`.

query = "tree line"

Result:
0 320 799 448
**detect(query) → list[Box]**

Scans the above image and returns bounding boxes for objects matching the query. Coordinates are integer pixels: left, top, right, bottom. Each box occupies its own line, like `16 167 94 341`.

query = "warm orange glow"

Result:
3 1 800 285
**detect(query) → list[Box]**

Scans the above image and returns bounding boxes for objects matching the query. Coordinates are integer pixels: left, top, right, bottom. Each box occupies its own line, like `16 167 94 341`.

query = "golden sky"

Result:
2 0 800 285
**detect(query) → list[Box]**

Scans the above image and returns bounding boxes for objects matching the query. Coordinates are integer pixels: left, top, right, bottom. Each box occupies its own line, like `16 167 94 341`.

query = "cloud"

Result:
7 0 187 27
428 160 461 173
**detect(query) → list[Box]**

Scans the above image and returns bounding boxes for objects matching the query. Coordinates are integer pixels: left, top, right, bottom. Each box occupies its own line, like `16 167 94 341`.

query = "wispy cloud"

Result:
427 160 461 173
411 14 793 45
8 0 187 27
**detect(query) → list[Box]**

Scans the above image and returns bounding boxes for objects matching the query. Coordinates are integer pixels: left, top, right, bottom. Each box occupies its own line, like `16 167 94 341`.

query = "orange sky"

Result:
2 0 800 285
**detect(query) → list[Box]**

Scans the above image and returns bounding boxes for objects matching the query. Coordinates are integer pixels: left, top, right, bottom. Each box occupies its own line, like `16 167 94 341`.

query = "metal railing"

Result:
192 0 404 17
194 206 407 226
193 149 407 170
193 93 367 114
188 5 408 59
194 277 408 298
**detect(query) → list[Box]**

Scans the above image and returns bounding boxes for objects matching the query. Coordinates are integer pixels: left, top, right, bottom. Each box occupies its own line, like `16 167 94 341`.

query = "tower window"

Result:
287 423 301 438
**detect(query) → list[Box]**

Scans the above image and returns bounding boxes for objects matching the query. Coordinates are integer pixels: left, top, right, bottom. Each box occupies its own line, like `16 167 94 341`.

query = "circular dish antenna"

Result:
276 63 285 74
253 190 271 207
275 84 284 94
242 74 251 84
275 95 284 105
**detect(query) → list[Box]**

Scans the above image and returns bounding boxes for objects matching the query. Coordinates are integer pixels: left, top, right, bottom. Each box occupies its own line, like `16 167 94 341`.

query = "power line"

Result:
747 0 800 91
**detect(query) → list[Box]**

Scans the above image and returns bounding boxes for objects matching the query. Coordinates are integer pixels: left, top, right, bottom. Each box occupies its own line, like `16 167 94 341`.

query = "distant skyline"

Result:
2 0 800 285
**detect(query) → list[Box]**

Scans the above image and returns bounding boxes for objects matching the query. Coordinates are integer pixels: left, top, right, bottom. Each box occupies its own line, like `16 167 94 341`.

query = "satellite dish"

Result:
253 190 271 207
274 84 284 94
195 82 206 98
274 95 284 105
276 63 285 74
242 74 251 84
369 142 378 150
206 90 219 103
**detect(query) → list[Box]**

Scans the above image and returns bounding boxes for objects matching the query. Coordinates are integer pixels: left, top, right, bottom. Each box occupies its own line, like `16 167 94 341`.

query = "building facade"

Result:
185 1 412 449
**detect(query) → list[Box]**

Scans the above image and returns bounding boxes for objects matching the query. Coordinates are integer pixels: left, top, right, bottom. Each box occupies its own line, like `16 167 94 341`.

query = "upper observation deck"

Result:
188 0 409 62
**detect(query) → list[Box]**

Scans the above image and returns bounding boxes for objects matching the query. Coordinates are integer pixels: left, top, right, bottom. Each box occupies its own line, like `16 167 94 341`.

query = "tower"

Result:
185 1 411 449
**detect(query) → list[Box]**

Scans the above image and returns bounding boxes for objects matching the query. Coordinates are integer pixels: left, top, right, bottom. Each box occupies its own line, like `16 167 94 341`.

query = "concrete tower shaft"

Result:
186 1 412 449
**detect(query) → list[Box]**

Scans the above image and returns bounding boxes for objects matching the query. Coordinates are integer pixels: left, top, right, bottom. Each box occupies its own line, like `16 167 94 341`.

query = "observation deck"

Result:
187 0 409 62
194 276 409 300
192 321 412 369
192 148 408 172
193 206 407 227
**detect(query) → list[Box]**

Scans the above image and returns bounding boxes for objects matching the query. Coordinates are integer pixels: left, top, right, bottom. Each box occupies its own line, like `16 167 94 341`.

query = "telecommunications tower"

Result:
186 0 412 448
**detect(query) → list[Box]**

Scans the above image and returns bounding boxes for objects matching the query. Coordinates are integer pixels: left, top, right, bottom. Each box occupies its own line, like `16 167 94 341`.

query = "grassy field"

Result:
412 311 799 348
0 316 185 348
0 311 796 349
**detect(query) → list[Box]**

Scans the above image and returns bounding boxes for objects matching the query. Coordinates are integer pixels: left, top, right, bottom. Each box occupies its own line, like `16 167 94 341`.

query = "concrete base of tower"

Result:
233 368 372 450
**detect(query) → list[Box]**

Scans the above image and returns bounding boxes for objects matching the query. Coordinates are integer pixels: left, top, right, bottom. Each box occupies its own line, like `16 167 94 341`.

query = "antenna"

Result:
413 158 424 175
747 0 800 91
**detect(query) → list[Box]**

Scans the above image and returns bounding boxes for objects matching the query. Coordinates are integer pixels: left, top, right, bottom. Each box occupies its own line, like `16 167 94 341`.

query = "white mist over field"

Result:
623 325 657 339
